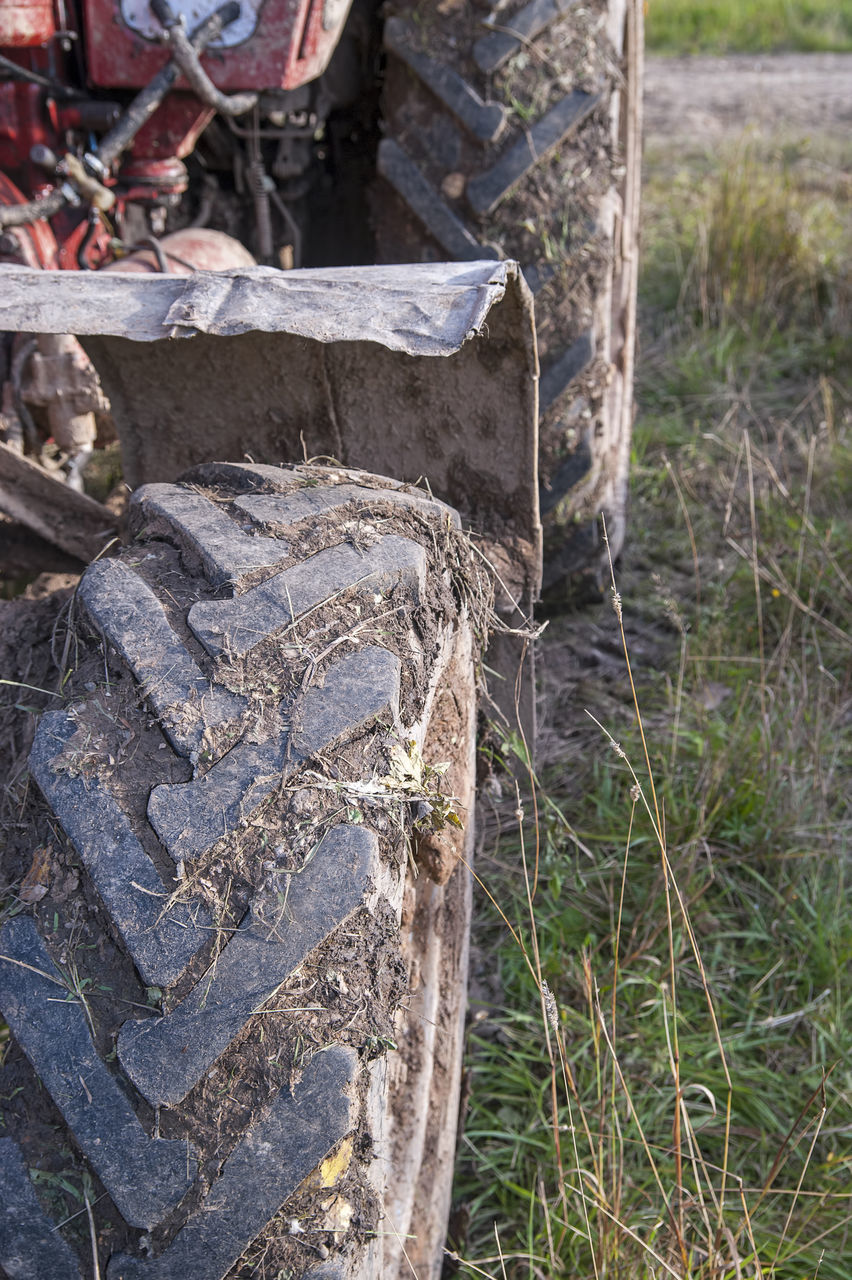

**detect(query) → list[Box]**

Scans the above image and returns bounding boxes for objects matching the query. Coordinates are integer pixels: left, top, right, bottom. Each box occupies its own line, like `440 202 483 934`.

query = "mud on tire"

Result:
374 0 643 588
0 463 484 1279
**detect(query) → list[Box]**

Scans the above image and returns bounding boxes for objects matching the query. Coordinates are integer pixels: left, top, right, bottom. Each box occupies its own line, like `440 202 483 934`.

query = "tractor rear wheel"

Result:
374 0 643 590
0 463 484 1279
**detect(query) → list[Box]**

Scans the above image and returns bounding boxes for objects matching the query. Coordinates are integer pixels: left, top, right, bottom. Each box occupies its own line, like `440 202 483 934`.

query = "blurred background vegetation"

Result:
646 0 852 54
453 6 851 1278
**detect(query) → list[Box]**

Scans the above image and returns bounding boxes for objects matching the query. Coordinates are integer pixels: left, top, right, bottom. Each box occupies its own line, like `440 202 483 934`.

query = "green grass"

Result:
452 144 852 1277
646 0 852 55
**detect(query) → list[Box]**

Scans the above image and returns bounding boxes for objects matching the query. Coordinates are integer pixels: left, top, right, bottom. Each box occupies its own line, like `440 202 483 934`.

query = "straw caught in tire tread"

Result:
0 461 483 1280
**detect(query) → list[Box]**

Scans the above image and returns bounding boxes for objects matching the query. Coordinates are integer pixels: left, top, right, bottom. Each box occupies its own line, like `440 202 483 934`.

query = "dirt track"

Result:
644 52 852 144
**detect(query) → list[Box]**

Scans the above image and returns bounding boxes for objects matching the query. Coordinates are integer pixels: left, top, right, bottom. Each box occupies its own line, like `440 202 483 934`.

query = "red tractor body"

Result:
84 0 349 92
0 0 354 267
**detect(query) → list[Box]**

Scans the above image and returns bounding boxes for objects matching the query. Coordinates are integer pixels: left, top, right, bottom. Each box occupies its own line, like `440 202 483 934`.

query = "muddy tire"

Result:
0 463 484 1280
374 0 643 589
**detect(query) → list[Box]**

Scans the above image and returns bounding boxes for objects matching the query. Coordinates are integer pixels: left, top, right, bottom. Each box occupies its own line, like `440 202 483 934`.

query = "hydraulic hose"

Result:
0 52 86 101
151 0 258 118
98 1 243 166
0 2 243 229
0 188 67 229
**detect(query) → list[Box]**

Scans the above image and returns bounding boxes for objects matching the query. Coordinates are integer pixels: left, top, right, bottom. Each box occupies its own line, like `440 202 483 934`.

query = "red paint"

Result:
0 0 55 46
84 0 353 93
0 0 355 268
0 170 59 266
119 154 189 198
54 212 113 269
0 80 50 170
129 97 215 162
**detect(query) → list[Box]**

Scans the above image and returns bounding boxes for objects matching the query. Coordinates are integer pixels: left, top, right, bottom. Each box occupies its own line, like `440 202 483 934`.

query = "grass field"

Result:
646 0 852 54
452 134 852 1278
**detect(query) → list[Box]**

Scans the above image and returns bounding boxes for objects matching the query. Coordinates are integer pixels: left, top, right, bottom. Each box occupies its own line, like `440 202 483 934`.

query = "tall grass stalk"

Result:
452 141 851 1278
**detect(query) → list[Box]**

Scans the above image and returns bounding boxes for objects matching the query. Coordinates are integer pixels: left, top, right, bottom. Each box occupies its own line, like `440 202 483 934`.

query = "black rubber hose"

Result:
98 1 242 166
0 51 86 100
0 188 67 229
158 20 258 117
0 1 240 229
75 211 101 269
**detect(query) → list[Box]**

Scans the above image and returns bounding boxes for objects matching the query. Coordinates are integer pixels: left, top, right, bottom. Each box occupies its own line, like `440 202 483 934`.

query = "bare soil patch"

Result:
645 52 852 144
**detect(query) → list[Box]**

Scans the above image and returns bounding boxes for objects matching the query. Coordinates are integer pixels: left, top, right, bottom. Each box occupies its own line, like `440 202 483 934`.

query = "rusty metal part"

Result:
1 262 540 559
0 5 246 233
60 154 115 212
0 441 115 560
96 3 242 169
118 154 190 198
16 333 110 488
20 333 108 439
0 260 541 735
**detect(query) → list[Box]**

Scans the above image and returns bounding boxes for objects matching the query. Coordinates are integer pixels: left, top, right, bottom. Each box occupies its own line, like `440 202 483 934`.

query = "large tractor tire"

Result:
0 463 485 1279
374 0 643 590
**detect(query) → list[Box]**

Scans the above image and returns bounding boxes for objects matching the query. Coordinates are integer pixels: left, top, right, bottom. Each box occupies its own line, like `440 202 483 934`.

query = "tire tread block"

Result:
235 482 459 531
131 485 289 587
148 647 401 864
473 0 580 74
80 560 247 758
183 462 460 523
0 1138 83 1280
148 722 291 866
385 17 507 143
467 90 600 216
539 329 594 410
522 260 557 295
29 710 213 988
377 139 499 262
178 462 299 493
291 644 401 757
117 826 376 1106
107 1047 357 1280
188 535 426 659
539 435 593 516
0 917 198 1229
